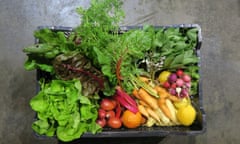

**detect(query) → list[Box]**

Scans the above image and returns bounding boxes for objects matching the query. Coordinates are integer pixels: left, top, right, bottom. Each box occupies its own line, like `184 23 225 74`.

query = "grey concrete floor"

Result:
0 0 240 144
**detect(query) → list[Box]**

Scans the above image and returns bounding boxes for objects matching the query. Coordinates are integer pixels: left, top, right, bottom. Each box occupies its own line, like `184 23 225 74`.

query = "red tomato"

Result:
100 98 116 111
107 117 122 129
96 118 106 128
98 109 106 119
105 110 115 119
110 99 117 109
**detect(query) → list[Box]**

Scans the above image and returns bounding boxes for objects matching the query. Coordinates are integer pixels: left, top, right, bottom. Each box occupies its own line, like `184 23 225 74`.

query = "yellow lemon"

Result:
176 104 196 126
158 71 171 84
174 97 190 109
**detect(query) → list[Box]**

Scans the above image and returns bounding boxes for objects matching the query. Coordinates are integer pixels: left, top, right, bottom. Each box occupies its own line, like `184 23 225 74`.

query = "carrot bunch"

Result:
131 76 181 127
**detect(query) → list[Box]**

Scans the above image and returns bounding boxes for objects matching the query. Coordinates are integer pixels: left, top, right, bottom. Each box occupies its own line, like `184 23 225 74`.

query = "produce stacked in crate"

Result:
23 0 202 142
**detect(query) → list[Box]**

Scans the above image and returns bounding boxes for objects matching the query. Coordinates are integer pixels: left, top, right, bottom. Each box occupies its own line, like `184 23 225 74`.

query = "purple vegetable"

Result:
169 88 177 95
168 73 177 83
181 88 189 97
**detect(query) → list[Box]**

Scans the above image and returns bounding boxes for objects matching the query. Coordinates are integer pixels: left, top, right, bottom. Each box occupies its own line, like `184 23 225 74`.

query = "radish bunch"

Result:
162 69 191 98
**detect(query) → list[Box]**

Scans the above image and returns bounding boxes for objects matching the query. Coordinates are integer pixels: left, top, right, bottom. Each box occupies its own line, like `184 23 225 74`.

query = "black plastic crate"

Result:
34 24 206 141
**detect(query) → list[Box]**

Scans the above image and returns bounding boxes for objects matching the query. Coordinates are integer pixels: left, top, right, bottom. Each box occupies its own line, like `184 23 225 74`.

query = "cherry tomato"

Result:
105 110 115 119
96 118 106 128
110 99 117 109
176 69 184 77
100 98 116 111
107 117 122 129
98 109 106 119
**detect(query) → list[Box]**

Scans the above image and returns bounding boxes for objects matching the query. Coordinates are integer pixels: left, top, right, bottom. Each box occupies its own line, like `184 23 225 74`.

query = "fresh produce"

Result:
30 79 101 142
107 117 122 129
98 109 107 119
53 52 105 96
137 88 159 110
158 71 171 84
23 0 200 141
105 110 115 119
96 119 107 128
96 98 122 129
160 69 193 98
176 103 196 126
100 98 116 111
173 97 190 109
121 110 142 128
157 97 172 120
114 86 138 113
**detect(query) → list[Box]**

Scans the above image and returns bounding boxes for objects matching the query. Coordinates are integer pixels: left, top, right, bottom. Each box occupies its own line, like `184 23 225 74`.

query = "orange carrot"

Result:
154 86 169 98
139 100 149 107
138 88 159 110
158 102 172 120
154 86 167 93
138 105 149 118
145 107 160 122
141 116 147 124
158 97 166 106
132 89 141 100
168 95 181 102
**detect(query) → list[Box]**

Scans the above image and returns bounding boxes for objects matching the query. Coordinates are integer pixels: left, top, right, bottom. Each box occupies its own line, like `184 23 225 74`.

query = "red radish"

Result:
106 110 115 119
181 88 189 97
100 98 116 111
171 83 177 89
182 74 191 82
168 73 177 83
163 81 170 88
176 87 182 97
185 82 191 88
96 118 106 128
176 69 184 77
176 79 184 87
98 109 106 119
169 88 176 95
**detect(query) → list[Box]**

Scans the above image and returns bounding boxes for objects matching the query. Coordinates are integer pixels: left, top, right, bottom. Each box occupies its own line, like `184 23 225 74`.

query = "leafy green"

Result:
30 79 101 142
73 1 154 95
141 26 199 78
23 29 75 74
53 51 105 96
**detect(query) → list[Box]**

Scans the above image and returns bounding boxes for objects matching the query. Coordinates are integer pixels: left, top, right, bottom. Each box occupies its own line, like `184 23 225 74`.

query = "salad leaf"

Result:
23 29 75 74
30 79 101 142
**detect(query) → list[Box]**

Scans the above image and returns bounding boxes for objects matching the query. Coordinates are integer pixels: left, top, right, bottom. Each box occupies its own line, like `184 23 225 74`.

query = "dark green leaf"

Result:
187 28 198 42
